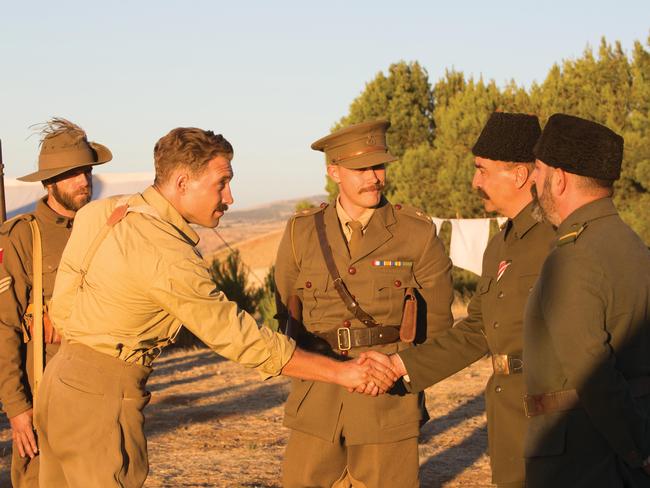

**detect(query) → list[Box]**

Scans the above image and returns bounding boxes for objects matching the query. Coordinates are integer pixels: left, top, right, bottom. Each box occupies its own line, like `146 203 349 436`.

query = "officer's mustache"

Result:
476 187 490 200
359 183 384 194
217 203 229 213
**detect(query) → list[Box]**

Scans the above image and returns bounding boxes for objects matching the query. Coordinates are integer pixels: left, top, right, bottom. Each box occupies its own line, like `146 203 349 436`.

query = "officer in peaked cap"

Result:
524 113 650 487
363 111 555 487
275 119 455 487
0 117 111 488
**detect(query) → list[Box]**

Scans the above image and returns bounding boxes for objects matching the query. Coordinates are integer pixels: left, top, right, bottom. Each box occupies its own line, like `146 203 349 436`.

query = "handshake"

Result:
338 351 409 396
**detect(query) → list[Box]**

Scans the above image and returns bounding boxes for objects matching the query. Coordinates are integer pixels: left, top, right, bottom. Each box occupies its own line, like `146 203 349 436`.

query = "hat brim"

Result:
17 142 112 182
336 151 398 169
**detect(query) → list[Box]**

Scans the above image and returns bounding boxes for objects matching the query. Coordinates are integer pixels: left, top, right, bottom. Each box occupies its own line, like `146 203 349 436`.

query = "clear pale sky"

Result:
1 1 648 209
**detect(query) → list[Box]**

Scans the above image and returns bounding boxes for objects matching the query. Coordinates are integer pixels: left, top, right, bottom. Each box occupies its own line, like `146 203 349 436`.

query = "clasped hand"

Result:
341 351 408 396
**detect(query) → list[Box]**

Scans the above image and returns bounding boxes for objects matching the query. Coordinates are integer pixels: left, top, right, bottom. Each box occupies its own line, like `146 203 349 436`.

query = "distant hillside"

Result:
194 194 327 263
220 194 328 224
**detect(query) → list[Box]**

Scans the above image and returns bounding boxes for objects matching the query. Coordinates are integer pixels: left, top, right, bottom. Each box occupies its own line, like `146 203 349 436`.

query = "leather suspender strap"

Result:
313 211 380 328
28 219 44 399
77 203 129 291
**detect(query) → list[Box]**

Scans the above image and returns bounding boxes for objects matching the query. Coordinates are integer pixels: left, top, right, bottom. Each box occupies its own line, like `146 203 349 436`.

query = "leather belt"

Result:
314 326 401 351
524 377 650 417
491 353 523 375
524 389 580 417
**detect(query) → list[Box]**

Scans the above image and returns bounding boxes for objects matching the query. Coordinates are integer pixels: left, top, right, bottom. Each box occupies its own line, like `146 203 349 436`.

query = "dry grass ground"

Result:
1 347 492 488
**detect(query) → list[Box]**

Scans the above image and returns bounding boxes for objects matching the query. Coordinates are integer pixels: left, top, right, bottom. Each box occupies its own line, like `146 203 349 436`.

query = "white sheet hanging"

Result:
448 218 491 275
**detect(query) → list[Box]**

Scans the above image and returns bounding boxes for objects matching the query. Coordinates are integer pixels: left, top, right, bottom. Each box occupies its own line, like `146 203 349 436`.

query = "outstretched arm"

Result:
281 348 399 395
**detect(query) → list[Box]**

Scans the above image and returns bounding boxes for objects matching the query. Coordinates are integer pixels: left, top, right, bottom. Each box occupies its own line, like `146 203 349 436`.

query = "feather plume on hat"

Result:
18 117 112 182
32 117 87 146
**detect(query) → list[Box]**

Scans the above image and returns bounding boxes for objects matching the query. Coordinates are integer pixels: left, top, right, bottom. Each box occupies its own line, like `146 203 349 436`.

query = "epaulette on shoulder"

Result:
556 224 587 247
291 203 328 220
0 214 34 236
393 203 432 224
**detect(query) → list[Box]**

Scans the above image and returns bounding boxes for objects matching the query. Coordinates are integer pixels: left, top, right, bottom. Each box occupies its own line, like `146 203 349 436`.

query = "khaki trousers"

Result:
10 445 39 488
34 341 152 488
283 414 419 488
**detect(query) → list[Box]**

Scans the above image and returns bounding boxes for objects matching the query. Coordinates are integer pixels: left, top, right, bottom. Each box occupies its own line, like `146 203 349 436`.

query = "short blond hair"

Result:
154 128 233 185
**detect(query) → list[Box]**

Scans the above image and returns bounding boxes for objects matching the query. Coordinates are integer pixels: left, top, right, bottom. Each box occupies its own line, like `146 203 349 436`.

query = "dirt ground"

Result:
0 347 493 488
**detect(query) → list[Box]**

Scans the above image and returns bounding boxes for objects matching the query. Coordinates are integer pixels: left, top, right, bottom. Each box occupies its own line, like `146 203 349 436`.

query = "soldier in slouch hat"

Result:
0 117 111 487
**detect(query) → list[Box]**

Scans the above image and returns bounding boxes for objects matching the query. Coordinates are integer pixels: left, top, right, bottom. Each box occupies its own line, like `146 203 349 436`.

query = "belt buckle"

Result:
492 354 510 375
337 327 352 351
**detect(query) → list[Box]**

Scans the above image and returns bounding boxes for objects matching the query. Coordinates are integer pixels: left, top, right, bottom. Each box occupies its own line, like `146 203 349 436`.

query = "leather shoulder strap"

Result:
78 201 130 290
28 219 44 398
313 211 379 328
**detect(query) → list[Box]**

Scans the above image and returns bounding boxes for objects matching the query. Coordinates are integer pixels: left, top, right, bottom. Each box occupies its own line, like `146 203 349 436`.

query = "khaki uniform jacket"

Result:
274 199 454 444
524 198 650 488
0 199 72 419
50 186 295 377
399 202 555 484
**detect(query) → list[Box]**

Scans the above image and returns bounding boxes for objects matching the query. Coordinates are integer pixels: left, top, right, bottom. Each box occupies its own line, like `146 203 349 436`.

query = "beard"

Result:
52 180 92 212
530 177 559 226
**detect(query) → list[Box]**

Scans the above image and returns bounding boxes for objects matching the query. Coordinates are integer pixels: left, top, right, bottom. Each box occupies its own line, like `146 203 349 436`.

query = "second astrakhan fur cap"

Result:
533 113 623 180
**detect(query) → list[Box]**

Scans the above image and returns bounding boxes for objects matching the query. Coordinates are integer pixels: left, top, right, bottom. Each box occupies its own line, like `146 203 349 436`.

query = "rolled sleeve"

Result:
149 252 296 379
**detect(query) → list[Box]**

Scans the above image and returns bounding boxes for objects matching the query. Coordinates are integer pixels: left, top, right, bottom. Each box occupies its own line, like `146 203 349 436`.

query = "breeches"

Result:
283 413 419 488
34 341 152 488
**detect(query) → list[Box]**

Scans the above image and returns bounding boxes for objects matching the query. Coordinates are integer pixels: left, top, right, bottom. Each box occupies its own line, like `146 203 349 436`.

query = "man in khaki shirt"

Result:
34 128 395 488
0 118 111 488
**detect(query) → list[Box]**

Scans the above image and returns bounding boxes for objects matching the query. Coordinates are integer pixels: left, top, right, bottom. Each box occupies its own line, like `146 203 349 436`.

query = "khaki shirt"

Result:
0 199 72 418
51 186 295 378
398 202 555 484
335 195 374 241
524 198 650 485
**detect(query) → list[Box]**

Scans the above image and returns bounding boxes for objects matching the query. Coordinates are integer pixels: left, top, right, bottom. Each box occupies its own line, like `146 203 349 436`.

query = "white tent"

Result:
5 172 154 219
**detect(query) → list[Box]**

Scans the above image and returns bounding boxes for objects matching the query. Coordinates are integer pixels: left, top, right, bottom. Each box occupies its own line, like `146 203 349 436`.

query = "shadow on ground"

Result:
419 393 488 486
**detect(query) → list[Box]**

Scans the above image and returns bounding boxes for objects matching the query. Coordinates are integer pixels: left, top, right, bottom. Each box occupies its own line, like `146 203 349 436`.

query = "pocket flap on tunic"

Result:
284 379 314 417
374 270 418 290
295 269 328 292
